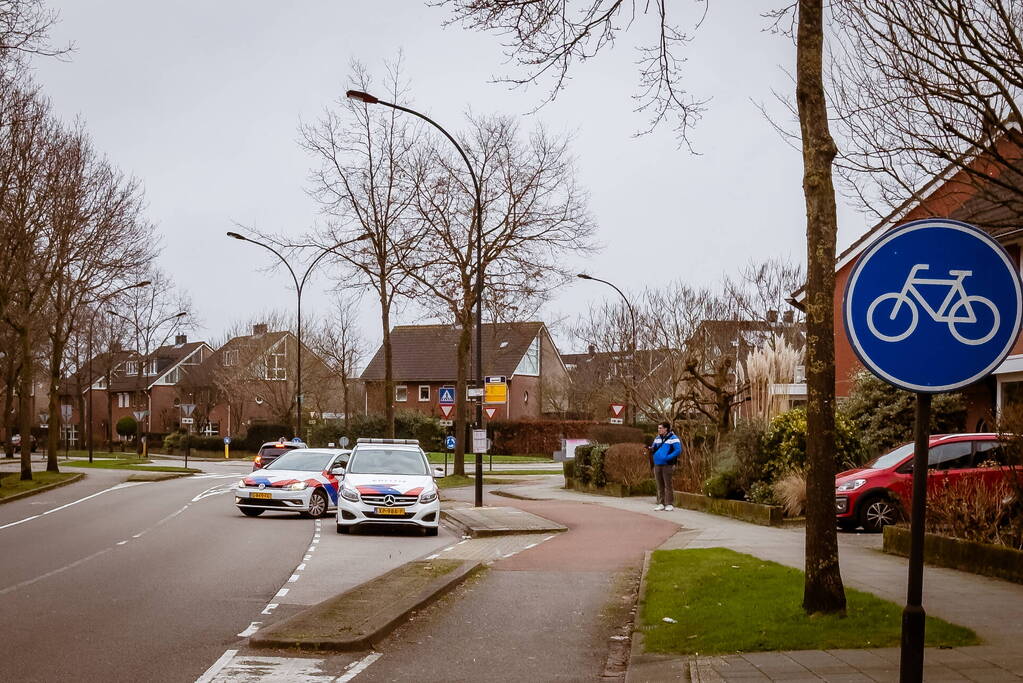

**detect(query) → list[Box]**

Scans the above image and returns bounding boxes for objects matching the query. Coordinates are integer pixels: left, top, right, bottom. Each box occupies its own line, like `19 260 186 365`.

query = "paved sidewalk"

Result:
496 477 1023 682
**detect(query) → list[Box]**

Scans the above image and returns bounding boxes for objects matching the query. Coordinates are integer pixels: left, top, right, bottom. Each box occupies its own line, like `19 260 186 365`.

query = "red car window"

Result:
927 442 974 471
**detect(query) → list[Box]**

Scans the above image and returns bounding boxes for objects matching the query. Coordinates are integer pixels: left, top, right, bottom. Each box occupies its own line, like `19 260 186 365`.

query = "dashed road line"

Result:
260 603 278 615
287 574 299 583
0 482 143 532
336 653 383 682
274 588 289 598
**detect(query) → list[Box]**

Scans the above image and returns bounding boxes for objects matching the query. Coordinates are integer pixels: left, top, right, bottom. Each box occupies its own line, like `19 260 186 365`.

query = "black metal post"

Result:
87 321 94 464
577 274 638 425
900 391 931 683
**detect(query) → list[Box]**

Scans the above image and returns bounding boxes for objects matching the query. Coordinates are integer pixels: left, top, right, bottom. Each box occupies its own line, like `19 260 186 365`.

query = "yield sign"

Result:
484 406 497 420
439 404 454 418
609 403 626 417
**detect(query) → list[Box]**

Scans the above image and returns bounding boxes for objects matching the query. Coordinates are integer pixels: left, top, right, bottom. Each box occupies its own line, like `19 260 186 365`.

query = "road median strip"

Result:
249 559 481 651
0 472 84 504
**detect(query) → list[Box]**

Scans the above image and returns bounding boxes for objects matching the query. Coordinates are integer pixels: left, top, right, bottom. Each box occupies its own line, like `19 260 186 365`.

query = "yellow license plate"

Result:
375 507 404 515
251 492 272 499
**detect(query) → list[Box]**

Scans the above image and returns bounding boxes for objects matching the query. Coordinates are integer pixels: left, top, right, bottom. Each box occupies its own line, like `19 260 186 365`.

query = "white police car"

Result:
235 448 349 518
335 439 441 536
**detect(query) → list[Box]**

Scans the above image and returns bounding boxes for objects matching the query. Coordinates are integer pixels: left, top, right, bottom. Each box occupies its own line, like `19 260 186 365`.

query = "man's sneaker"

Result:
654 504 665 511
665 505 675 511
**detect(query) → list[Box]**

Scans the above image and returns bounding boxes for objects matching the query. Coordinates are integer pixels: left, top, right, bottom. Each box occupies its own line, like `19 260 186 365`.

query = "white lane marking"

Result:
194 648 237 683
457 539 469 545
443 546 455 552
304 554 312 561
260 603 278 615
425 554 440 560
287 574 299 583
311 539 319 544
275 588 289 598
132 533 143 538
116 541 128 546
543 535 555 541
336 653 383 682
297 563 306 571
524 543 538 549
236 621 261 637
502 553 515 558
191 484 234 502
0 483 141 532
307 545 317 552
0 547 112 596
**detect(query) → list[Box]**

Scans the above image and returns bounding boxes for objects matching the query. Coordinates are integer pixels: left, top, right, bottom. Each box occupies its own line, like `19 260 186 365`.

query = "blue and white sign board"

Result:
445 435 456 450
292 437 302 443
438 386 456 405
224 437 231 445
844 219 1023 392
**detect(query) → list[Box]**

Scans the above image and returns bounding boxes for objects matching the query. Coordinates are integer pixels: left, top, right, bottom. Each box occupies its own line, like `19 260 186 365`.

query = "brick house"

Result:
792 136 1023 429
360 322 569 420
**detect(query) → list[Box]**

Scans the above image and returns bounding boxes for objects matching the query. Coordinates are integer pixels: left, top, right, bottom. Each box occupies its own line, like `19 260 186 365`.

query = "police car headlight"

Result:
238 479 247 488
285 482 308 491
836 479 867 492
419 489 438 504
341 485 360 502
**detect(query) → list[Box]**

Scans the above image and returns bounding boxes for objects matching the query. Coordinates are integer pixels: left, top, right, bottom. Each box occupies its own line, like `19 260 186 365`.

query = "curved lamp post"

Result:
85 280 151 463
578 274 638 425
226 232 370 439
346 89 487 507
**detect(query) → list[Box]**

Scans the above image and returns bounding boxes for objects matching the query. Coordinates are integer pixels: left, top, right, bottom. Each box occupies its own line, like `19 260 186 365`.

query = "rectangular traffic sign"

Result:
440 419 453 427
180 417 194 425
467 387 484 398
472 429 488 453
609 417 624 425
484 376 507 404
438 386 456 405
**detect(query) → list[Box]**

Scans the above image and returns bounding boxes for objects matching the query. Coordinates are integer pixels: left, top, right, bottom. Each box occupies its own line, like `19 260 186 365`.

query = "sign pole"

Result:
900 391 931 683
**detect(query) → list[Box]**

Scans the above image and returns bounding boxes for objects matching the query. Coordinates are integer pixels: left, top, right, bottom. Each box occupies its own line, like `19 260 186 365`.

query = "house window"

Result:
514 335 540 376
124 361 139 376
117 392 130 408
222 349 239 367
146 360 158 376
395 385 408 402
419 385 430 402
264 345 287 380
202 422 220 436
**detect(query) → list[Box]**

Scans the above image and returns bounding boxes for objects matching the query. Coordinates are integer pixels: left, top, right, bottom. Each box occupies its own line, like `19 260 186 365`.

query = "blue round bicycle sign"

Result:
445 435 456 450
844 218 1023 392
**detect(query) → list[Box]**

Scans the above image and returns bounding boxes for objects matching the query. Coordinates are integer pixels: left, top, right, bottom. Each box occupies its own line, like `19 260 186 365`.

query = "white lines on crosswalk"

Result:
274 588 289 598
287 574 299 583
236 621 261 637
260 603 278 615
336 653 383 682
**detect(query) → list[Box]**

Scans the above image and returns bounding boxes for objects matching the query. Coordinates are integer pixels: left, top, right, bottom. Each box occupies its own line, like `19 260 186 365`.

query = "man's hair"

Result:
658 421 672 431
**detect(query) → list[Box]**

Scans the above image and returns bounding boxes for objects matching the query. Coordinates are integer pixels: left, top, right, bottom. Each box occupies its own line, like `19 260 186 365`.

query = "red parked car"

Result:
835 433 1021 532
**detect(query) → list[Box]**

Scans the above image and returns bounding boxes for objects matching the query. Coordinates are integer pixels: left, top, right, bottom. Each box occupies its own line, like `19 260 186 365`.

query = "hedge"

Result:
587 424 645 446
489 419 596 455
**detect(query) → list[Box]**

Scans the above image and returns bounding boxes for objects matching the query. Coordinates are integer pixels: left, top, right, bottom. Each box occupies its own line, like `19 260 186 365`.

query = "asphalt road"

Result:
0 457 454 683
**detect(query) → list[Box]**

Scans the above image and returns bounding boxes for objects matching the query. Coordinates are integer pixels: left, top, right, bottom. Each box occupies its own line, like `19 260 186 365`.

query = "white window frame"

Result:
395 385 408 402
117 392 130 408
124 361 139 376
264 346 287 381
514 335 541 376
222 348 239 367
418 385 430 402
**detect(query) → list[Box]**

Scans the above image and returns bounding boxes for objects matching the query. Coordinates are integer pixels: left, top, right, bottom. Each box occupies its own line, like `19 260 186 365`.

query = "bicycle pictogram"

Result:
866 264 999 346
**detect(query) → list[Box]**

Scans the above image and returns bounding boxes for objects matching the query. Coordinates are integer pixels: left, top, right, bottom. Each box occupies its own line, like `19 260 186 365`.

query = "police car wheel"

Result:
308 490 328 518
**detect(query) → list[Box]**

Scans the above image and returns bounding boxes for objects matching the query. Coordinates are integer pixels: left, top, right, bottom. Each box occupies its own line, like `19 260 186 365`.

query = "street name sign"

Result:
844 218 1022 392
466 387 484 398
438 386 456 405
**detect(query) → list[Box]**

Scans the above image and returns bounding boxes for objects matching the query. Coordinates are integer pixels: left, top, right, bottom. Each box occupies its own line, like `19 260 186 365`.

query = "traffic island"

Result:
441 506 568 537
125 471 195 482
249 559 481 652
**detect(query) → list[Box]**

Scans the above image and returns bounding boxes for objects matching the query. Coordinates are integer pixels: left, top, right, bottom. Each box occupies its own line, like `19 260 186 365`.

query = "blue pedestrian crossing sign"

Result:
844 218 1023 393
445 435 456 450
438 386 456 405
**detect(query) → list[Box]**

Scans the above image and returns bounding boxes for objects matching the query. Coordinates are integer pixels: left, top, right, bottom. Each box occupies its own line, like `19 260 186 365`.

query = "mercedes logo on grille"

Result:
384 494 396 506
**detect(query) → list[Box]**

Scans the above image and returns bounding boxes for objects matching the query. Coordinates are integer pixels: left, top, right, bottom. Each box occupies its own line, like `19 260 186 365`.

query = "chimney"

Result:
767 309 779 323
110 340 121 352
174 334 187 345
782 310 794 324
587 344 596 355
253 323 268 336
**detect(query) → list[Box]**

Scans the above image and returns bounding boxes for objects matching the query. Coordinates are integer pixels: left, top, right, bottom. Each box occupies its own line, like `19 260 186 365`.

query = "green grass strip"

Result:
426 453 552 464
435 474 518 489
64 459 199 473
641 548 978 655
0 470 79 499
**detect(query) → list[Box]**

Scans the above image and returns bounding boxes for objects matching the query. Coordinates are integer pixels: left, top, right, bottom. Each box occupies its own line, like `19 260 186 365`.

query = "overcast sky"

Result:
30 2 870 355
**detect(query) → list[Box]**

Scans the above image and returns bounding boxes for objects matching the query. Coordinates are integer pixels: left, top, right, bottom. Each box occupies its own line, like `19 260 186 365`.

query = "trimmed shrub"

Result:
590 444 609 488
725 418 769 493
575 444 595 485
762 407 863 480
703 470 741 499
116 416 137 438
603 443 651 487
745 480 778 506
562 460 575 479
242 423 292 451
587 424 645 446
489 419 596 455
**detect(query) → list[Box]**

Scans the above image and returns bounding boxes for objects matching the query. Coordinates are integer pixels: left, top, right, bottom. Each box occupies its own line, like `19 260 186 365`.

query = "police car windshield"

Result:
349 448 427 475
264 450 333 472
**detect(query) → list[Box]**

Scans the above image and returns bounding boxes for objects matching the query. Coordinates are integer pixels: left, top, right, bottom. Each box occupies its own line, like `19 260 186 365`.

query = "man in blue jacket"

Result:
648 421 681 511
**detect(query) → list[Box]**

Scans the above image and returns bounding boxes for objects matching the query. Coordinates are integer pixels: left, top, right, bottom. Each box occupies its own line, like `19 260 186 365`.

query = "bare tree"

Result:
404 114 596 475
300 59 424 438
0 0 70 73
306 296 365 433
830 0 1023 228
437 0 847 612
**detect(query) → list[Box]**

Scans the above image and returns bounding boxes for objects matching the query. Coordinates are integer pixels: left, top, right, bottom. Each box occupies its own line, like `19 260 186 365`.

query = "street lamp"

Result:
226 232 370 438
347 89 487 507
577 274 639 425
107 308 187 454
85 280 151 463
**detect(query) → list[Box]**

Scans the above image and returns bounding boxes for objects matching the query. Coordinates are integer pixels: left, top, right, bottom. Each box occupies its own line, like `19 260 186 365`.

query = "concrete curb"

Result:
250 559 482 652
624 550 691 682
489 489 549 501
0 472 85 505
440 507 567 538
125 471 195 482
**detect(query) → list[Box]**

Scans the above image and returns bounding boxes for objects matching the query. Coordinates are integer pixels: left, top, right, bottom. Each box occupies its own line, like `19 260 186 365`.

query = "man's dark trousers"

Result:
654 464 674 506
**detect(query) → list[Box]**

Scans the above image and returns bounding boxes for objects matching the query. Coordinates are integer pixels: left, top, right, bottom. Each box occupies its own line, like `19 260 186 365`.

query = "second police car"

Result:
235 448 349 518
335 439 441 536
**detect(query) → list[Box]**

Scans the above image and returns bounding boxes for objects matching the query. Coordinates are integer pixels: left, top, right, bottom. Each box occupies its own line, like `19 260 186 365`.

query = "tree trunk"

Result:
381 294 395 439
46 341 61 472
453 321 472 477
3 354 17 459
796 0 846 615
105 368 113 449
19 328 33 481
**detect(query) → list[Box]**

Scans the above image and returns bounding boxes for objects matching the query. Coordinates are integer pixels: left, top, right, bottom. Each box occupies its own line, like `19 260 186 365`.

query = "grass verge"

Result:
435 475 518 489
641 548 978 655
64 459 199 473
0 470 79 500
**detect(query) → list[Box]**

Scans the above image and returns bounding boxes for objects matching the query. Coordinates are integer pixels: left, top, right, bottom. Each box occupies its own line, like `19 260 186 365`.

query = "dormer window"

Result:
222 349 239 367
